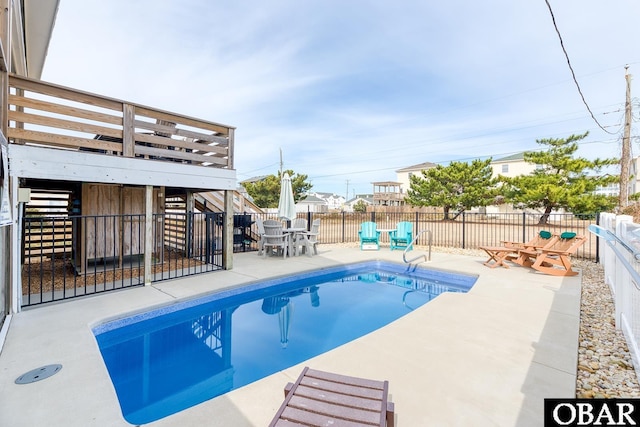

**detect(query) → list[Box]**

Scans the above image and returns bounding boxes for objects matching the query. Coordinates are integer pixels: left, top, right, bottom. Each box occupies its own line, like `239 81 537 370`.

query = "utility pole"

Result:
345 179 350 201
619 65 632 209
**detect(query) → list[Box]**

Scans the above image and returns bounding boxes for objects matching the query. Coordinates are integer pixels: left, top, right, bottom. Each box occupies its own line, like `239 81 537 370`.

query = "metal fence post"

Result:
522 212 526 243
462 212 466 249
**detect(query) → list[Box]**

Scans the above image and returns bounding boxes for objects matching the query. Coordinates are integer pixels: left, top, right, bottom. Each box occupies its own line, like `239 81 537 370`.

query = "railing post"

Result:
227 127 235 169
122 104 135 157
522 212 526 243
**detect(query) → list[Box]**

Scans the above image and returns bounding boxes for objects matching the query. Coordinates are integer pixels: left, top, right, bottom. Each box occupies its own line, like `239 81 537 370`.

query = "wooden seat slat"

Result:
280 405 379 427
300 376 384 400
268 367 394 427
293 384 383 411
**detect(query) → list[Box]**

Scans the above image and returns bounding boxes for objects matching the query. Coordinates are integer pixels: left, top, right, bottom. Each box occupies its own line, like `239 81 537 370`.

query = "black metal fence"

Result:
22 212 224 307
21 210 600 307
245 211 600 260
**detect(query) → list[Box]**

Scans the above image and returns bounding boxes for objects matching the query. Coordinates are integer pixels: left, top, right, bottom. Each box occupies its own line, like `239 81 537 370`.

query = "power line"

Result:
308 137 624 180
284 100 624 170
241 134 625 182
238 162 280 177
543 0 617 135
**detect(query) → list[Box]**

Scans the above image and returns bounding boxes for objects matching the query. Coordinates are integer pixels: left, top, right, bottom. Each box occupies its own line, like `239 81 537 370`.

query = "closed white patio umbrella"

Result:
278 172 296 221
279 300 293 348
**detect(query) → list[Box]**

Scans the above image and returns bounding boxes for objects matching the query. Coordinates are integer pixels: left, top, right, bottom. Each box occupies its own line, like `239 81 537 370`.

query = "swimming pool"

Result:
93 261 476 424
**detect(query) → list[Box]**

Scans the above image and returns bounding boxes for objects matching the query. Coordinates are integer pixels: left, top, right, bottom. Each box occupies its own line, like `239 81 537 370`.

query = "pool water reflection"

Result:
93 261 476 424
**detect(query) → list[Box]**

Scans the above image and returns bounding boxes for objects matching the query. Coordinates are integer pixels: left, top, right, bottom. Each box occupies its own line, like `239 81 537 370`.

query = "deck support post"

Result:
223 190 233 270
10 174 20 311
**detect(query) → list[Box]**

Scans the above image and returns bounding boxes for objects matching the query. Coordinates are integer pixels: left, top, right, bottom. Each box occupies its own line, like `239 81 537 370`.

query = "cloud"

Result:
42 0 640 195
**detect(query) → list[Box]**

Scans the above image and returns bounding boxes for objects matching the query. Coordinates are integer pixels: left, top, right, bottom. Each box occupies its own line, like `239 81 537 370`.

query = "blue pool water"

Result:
93 261 476 424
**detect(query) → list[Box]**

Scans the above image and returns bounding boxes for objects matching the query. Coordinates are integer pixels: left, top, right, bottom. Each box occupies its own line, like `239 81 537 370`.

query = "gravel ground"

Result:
427 246 640 398
573 258 640 398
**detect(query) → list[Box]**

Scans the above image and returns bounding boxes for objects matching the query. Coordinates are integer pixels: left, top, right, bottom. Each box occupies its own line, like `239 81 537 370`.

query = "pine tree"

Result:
500 132 618 224
405 159 498 220
242 170 312 208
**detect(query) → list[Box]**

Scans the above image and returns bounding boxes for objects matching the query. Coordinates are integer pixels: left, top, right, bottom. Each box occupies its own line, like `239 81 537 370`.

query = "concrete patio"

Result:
0 244 581 426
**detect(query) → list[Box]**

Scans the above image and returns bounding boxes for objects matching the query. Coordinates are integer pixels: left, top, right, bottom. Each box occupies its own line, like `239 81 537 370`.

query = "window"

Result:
501 164 509 173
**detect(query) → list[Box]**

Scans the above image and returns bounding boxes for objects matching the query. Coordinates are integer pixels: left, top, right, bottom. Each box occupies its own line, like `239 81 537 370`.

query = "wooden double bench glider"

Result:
268 366 395 427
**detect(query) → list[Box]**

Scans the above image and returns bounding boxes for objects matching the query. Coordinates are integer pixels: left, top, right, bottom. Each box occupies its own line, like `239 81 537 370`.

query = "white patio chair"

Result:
288 218 308 255
297 218 320 256
255 217 267 255
291 218 308 230
263 222 290 258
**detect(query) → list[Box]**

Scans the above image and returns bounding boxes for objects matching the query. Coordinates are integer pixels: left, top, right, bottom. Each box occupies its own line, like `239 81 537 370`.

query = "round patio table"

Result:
283 227 307 256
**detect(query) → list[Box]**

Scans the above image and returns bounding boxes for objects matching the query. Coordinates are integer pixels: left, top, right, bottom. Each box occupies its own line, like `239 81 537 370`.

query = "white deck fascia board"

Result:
8 145 236 190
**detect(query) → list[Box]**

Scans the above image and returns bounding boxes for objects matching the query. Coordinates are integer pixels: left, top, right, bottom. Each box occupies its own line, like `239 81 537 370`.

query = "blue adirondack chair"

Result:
358 221 381 250
389 221 413 251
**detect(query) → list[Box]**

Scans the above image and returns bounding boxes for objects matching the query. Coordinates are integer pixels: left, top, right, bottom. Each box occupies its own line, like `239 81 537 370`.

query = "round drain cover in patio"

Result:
15 364 62 384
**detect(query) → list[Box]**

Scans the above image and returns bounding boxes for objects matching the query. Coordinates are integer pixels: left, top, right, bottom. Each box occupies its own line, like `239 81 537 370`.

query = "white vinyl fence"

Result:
593 212 640 381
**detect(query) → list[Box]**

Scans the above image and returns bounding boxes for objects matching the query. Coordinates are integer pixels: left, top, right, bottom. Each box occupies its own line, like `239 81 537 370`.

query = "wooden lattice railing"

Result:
8 74 234 169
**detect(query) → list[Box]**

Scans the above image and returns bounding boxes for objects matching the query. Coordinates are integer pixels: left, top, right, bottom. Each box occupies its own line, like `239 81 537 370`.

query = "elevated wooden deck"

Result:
8 74 234 169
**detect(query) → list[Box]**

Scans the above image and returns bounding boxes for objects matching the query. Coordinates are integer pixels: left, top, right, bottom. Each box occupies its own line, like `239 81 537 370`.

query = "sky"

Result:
42 0 639 199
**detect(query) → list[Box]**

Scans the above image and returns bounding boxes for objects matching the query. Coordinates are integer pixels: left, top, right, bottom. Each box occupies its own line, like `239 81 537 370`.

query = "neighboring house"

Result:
0 2 238 317
486 153 539 215
370 152 620 214
310 192 345 211
344 194 374 212
593 172 631 200
240 175 269 185
594 182 619 198
395 161 437 191
490 152 624 213
371 162 437 207
372 181 404 206
296 194 327 213
490 152 538 178
369 155 538 210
